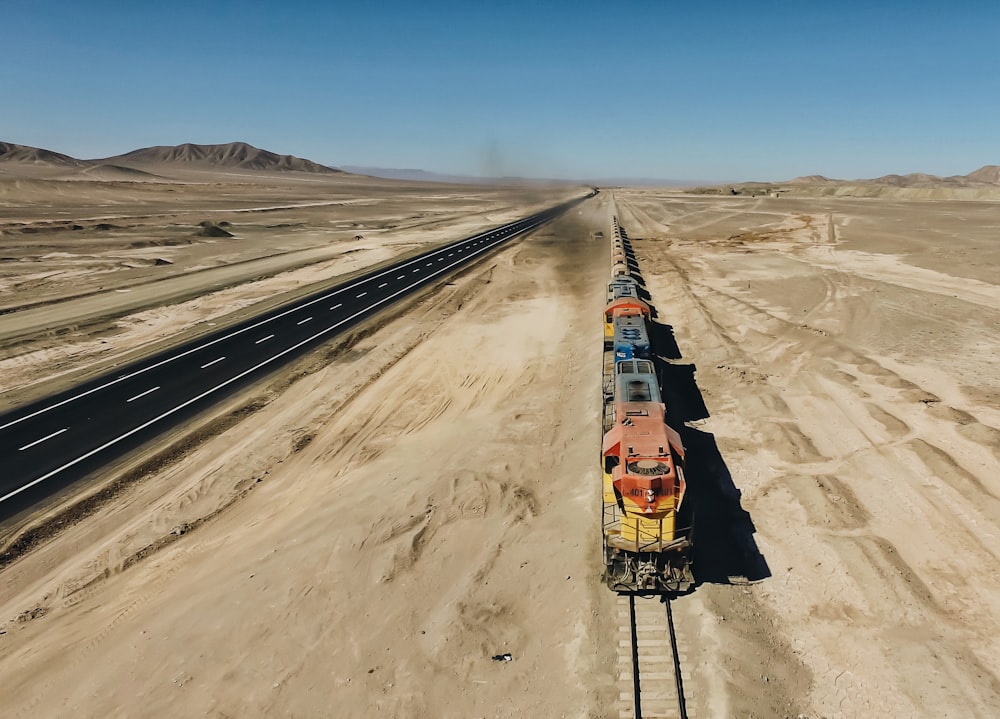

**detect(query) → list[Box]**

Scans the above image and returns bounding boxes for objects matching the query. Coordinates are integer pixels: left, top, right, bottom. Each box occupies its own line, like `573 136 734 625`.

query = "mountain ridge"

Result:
788 165 1000 188
99 142 342 174
0 141 88 168
0 141 343 175
1 141 997 187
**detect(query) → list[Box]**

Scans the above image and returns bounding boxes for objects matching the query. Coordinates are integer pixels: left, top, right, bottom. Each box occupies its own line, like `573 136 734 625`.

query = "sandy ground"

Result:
1 178 999 718
616 191 1000 717
0 181 618 717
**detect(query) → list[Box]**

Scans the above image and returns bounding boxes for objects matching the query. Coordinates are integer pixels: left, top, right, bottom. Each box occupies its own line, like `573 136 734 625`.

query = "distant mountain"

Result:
966 165 1000 184
697 164 1000 200
787 168 1000 188
341 166 502 183
0 141 86 167
99 142 343 174
589 176 707 188
2 141 997 189
869 172 973 187
0 140 348 179
344 166 693 187
342 165 599 185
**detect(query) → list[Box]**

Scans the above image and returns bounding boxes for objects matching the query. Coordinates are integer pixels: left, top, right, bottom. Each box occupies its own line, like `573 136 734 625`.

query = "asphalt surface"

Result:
0 192 593 522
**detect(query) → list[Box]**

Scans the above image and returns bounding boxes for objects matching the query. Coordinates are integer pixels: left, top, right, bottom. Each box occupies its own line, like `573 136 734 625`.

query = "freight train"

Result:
601 219 694 593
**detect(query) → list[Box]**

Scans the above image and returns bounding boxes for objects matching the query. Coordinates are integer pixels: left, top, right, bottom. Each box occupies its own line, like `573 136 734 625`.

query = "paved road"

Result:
0 193 592 521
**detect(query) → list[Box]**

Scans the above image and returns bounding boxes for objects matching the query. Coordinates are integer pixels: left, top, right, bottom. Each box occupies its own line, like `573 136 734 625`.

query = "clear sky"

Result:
3 0 998 181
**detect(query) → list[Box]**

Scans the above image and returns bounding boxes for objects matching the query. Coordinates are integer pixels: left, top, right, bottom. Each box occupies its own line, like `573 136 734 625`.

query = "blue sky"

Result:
3 0 998 181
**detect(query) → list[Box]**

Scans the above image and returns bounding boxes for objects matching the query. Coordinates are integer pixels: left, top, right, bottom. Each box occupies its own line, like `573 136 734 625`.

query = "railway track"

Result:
618 594 690 719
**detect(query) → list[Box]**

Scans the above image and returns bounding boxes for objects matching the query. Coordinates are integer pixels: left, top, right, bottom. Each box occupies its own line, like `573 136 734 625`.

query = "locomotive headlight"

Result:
645 489 656 503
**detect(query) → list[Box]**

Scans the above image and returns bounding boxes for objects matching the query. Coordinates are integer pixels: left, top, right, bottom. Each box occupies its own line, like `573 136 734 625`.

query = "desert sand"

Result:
1 168 999 718
617 191 1000 717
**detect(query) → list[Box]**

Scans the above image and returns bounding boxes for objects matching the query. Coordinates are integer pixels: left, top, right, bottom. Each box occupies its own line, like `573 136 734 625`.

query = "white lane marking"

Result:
0 208 560 434
18 428 69 451
255 334 275 344
412 269 420 273
0 211 559 503
356 292 367 298
200 357 225 368
448 253 454 256
378 282 388 288
396 275 405 279
126 386 160 403
426 262 432 266
437 257 444 261
330 303 342 310
297 317 312 325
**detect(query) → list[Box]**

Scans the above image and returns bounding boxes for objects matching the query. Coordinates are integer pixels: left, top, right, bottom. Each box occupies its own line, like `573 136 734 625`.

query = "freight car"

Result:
601 219 693 593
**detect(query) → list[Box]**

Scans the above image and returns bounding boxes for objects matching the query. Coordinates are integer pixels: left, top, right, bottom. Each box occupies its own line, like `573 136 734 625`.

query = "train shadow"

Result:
652 354 770 587
648 321 682 361
682 426 771 585
656 360 709 422
625 267 769 590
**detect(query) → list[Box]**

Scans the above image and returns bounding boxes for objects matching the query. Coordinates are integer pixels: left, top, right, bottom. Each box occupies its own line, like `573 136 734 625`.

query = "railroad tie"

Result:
616 595 692 719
